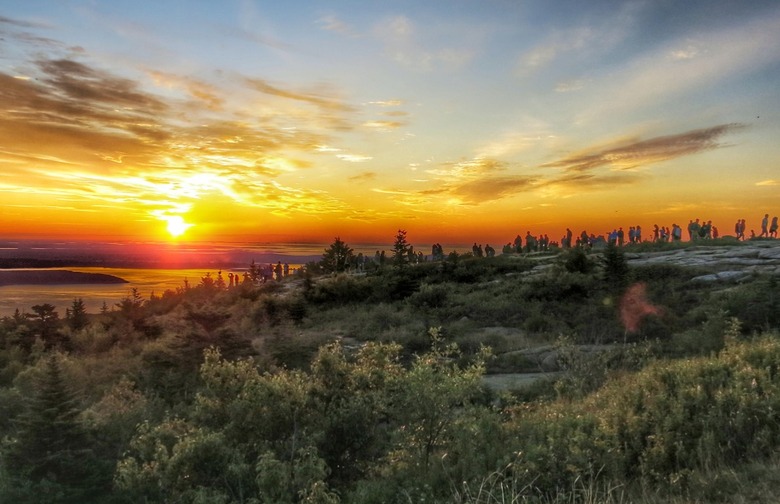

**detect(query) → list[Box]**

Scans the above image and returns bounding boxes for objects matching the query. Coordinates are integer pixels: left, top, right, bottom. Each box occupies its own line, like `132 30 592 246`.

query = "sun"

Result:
165 215 192 238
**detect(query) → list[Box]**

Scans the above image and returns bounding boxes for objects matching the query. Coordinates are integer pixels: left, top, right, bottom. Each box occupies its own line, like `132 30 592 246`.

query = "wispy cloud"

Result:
337 153 372 163
756 180 779 186
373 15 476 71
543 124 744 173
452 175 538 203
362 120 403 131
316 14 357 37
348 171 377 182
575 10 780 121
0 29 366 227
518 3 638 73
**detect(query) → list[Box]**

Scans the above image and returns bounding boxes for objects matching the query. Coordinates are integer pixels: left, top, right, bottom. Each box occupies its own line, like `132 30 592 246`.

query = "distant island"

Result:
0 269 128 287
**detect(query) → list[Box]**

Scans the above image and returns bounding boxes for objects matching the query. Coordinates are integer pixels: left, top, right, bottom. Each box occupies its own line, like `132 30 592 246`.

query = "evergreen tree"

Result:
603 242 629 292
320 236 355 273
2 354 108 502
27 303 62 349
67 298 88 331
392 229 411 268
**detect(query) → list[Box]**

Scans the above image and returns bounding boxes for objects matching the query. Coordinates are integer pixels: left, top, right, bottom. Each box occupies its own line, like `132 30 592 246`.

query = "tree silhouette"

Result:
320 236 355 273
67 298 88 331
27 303 62 349
392 229 411 268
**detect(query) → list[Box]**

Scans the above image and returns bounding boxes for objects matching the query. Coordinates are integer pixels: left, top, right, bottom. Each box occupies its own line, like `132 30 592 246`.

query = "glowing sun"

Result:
165 216 192 238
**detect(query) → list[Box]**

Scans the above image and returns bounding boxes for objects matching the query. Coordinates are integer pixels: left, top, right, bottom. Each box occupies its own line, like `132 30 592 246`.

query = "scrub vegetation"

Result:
1 237 780 503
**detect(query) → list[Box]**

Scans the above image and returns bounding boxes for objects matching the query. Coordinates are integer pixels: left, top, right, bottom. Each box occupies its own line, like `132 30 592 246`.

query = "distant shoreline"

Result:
0 269 128 287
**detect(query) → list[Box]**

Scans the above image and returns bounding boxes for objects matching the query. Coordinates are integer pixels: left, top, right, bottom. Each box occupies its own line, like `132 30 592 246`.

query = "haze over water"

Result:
0 240 475 316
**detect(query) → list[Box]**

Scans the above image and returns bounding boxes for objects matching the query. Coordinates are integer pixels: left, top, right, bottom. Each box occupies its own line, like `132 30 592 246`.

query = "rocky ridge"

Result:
624 240 780 281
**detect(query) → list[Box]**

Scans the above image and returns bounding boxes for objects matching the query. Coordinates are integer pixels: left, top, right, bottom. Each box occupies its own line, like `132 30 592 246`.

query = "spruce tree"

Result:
68 298 88 331
2 354 107 502
320 236 354 273
392 229 411 268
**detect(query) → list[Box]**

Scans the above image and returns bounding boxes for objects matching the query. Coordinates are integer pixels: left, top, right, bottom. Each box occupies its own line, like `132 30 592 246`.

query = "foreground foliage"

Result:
1 240 780 502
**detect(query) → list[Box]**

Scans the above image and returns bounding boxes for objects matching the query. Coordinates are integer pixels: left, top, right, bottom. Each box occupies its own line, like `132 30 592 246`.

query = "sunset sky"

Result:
1 0 778 248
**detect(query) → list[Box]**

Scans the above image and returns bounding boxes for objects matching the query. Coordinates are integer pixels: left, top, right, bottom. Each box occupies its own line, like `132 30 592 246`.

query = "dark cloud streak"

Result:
544 123 745 172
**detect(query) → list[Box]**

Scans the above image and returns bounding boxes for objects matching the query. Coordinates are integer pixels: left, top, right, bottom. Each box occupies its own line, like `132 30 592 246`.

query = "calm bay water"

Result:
0 241 474 317
0 267 271 317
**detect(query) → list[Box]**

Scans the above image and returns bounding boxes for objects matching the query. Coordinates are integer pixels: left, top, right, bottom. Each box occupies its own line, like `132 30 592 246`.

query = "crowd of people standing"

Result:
479 213 779 258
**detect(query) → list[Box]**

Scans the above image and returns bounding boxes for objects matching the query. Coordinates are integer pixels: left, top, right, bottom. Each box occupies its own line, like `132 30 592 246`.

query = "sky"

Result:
0 0 779 248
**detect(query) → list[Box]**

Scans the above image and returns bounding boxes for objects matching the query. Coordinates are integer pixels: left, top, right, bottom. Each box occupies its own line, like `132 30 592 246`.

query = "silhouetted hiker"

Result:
274 261 282 281
525 232 536 252
760 214 769 237
514 234 523 253
771 216 778 238
672 224 682 241
691 219 701 241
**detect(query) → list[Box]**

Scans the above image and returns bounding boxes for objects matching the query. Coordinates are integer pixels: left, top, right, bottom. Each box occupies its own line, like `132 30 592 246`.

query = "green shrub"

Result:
722 277 780 333
306 273 374 305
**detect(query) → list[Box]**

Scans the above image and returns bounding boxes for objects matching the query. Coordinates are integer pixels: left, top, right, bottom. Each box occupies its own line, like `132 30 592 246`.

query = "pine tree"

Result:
68 298 88 331
392 229 411 268
3 354 108 502
320 236 354 273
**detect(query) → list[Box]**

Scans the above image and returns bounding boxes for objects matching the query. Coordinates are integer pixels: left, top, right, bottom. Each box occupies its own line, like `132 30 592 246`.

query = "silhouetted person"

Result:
760 214 769 237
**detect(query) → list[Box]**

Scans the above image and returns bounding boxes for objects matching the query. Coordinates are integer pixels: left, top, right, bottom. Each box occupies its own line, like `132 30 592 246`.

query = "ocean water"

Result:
0 241 474 317
0 267 280 317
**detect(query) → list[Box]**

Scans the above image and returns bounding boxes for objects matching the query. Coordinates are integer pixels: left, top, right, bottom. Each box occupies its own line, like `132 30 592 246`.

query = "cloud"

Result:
418 157 540 205
373 15 476 71
555 79 586 92
543 124 744 173
336 153 372 163
362 120 403 131
38 58 167 113
368 100 404 107
756 180 779 186
0 15 48 29
545 172 643 192
0 37 365 227
148 71 224 110
575 10 780 122
521 27 594 68
518 3 638 73
316 15 357 37
246 78 353 113
348 171 377 182
452 175 538 204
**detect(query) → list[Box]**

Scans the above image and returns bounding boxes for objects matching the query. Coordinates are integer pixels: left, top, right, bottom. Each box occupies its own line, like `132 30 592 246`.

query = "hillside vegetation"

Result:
1 238 780 503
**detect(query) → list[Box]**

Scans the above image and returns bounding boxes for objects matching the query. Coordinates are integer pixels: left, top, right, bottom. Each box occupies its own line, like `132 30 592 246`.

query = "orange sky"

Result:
1 2 779 249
